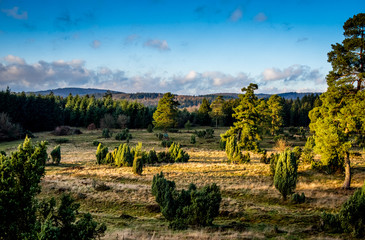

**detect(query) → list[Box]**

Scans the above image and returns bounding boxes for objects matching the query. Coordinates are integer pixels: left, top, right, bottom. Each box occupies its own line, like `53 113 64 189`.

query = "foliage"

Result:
53 138 69 144
190 135 196 144
161 139 173 148
92 140 100 146
100 113 116 129
197 98 212 126
210 96 226 128
322 181 365 237
0 112 22 141
241 152 251 164
269 153 280 176
221 83 269 153
309 14 365 188
114 143 133 167
153 92 179 130
168 142 189 162
267 95 284 135
37 194 106 239
194 129 214 139
259 150 269 164
146 149 158 164
147 124 153 133
302 136 315 163
291 192 306 204
102 128 110 138
274 149 298 200
151 172 221 228
292 146 302 162
95 143 108 165
132 156 143 175
225 135 244 164
184 120 192 131
115 128 132 141
50 145 61 165
0 137 48 239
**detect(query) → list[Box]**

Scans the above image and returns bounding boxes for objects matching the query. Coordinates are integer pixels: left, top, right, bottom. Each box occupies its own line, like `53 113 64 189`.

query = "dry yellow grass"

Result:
1 127 364 239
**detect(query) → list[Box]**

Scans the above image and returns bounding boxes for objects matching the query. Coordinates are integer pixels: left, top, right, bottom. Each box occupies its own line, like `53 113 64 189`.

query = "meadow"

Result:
1 127 364 239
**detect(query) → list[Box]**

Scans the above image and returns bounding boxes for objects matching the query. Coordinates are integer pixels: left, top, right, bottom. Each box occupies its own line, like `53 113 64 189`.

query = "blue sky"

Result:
0 0 364 95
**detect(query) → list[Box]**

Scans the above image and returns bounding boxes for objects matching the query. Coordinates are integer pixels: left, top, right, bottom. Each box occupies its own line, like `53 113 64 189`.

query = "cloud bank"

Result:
0 56 326 94
2 6 28 20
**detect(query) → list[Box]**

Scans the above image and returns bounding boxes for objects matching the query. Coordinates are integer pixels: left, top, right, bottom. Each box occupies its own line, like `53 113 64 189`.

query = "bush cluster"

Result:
194 129 214 139
151 172 221 229
269 153 280 176
102 128 110 138
322 182 365 238
115 128 132 141
291 192 306 204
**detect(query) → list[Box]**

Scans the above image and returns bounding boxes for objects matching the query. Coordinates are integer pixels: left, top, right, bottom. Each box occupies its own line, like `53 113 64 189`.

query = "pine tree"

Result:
267 95 284 136
153 92 179 130
50 145 61 165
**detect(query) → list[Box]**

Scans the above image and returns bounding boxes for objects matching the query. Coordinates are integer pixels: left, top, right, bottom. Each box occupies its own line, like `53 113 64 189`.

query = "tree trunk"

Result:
342 152 351 189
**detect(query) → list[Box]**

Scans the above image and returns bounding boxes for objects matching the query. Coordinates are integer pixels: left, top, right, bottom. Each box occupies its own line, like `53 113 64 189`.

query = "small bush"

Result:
302 136 315 163
156 133 164 140
157 151 172 163
147 124 153 133
115 143 133 167
169 142 189 162
219 139 226 150
133 156 143 175
322 182 365 237
269 153 280 176
259 150 269 164
151 172 221 228
291 192 305 204
147 149 158 164
102 128 111 138
87 123 96 130
190 135 196 144
292 146 302 162
205 129 214 138
92 140 100 146
161 139 173 148
115 128 132 141
225 135 245 164
274 149 298 200
50 145 61 165
96 143 108 164
0 150 6 156
240 152 250 164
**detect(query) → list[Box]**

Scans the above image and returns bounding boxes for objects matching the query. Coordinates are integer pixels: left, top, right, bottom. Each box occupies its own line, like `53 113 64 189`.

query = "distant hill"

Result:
29 87 321 108
29 87 123 98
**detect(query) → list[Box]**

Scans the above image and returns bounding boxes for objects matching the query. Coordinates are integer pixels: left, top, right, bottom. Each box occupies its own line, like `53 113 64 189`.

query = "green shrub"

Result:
259 150 269 164
322 183 365 237
53 138 69 144
0 137 48 239
274 149 298 200
147 124 153 133
147 149 158 164
115 128 132 141
291 192 305 204
96 143 108 165
115 143 133 167
37 194 106 239
102 128 110 138
190 135 196 144
151 172 221 229
157 151 172 163
194 129 214 139
240 152 250 164
50 145 61 165
292 146 302 162
269 153 280 176
169 142 189 162
225 135 244 164
156 133 164 140
0 150 6 156
302 136 315 163
219 139 226 150
92 140 100 146
161 139 173 148
132 156 143 175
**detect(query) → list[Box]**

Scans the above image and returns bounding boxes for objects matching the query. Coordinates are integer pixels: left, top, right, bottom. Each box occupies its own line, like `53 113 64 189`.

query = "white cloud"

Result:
254 12 267 22
144 39 170 51
261 65 324 83
3 55 26 65
229 8 242 22
2 6 28 20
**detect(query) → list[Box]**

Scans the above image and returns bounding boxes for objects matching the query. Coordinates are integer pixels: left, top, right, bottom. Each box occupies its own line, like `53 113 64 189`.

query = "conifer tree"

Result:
153 92 179 130
309 13 365 188
274 149 298 200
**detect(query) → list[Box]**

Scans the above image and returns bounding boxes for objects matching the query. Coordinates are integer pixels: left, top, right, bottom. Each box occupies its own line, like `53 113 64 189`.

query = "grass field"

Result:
1 127 364 239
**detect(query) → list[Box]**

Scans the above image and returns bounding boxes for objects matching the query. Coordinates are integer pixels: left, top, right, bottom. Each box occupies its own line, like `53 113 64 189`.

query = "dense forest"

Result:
0 86 318 142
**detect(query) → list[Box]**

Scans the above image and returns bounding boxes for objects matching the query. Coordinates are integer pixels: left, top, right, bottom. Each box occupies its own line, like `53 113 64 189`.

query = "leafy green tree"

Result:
96 143 108 165
0 137 48 239
210 96 226 128
274 149 298 200
153 92 179 130
267 95 284 135
221 83 268 152
309 13 365 189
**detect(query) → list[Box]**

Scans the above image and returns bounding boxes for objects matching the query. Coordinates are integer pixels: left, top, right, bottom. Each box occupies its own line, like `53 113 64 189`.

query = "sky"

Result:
0 0 364 95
